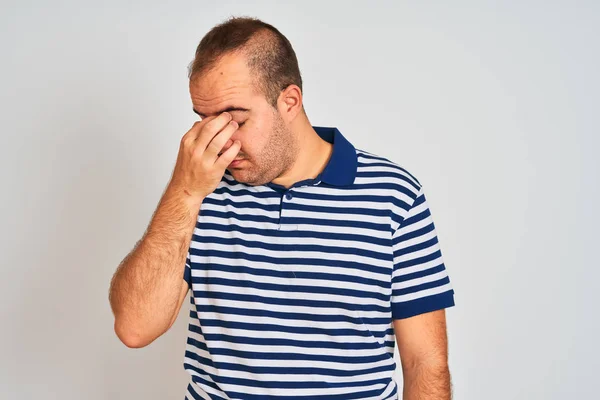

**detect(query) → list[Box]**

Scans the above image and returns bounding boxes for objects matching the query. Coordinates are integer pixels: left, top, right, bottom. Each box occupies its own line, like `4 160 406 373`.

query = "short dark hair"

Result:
188 16 303 110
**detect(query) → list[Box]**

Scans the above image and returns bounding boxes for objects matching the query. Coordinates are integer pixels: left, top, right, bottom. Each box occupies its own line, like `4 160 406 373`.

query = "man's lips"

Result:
229 158 246 166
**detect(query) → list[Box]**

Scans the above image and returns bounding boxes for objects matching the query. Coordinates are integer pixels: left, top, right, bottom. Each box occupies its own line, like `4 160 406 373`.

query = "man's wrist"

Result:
164 184 204 219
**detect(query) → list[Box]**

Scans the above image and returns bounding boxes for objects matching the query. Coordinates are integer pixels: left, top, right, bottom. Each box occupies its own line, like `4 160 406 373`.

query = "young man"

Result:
109 16 455 400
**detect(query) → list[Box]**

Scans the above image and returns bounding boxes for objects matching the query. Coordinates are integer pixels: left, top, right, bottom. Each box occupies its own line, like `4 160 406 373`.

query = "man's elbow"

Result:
113 318 162 348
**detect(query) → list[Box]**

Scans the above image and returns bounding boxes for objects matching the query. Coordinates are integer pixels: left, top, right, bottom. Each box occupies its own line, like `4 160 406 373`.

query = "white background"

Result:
1 1 598 399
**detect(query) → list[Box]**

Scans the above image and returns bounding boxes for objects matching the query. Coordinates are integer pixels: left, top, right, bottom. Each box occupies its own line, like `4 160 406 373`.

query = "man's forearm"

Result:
402 363 452 400
109 184 203 346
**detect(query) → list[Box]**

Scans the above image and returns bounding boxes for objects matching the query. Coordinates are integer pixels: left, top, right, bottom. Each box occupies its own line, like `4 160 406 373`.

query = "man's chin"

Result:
226 167 249 181
227 168 266 186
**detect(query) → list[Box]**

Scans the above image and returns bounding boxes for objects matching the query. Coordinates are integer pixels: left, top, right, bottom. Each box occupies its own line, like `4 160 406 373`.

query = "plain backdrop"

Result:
1 1 598 399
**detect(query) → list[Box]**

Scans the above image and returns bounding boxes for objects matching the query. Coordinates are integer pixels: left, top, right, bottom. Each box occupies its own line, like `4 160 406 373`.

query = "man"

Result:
109 16 456 400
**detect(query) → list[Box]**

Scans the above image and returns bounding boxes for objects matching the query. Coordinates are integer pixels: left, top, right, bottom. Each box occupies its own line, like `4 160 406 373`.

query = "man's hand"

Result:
169 111 242 207
393 309 452 399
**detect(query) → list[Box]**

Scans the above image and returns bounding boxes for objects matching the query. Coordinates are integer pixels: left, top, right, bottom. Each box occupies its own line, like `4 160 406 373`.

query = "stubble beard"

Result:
230 115 298 187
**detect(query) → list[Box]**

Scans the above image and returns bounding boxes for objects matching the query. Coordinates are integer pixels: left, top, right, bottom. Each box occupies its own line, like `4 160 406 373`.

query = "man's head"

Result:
188 16 305 186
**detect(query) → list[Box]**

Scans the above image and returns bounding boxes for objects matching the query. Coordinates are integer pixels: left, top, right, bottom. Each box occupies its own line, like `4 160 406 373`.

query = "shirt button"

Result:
285 192 293 200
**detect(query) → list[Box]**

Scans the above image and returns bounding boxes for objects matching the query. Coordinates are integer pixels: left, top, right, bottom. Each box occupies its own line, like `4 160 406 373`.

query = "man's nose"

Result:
220 137 242 155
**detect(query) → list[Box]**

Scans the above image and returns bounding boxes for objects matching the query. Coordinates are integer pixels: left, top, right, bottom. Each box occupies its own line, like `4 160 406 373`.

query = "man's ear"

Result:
278 84 303 123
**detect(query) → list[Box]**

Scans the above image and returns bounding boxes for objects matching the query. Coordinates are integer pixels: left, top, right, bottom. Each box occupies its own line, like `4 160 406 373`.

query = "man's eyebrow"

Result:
193 106 250 118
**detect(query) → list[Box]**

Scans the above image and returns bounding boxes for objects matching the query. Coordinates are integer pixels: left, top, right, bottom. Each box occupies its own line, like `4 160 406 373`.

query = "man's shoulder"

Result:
354 147 426 231
354 147 422 191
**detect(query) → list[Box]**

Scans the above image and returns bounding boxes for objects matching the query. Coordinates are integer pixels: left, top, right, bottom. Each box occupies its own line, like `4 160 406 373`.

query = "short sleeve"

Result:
183 250 191 288
391 185 455 319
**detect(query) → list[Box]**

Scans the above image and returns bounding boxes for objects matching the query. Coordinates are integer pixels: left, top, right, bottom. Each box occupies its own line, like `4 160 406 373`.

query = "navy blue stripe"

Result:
198 209 390 231
189 325 385 351
191 261 390 289
195 222 391 246
190 234 391 261
190 305 388 337
190 287 391 314
393 276 451 297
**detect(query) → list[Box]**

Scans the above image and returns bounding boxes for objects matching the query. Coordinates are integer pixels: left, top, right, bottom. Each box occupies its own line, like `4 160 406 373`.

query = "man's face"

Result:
189 52 298 186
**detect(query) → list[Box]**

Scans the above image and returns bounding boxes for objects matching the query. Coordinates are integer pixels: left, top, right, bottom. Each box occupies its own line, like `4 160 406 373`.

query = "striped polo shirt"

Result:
182 126 455 400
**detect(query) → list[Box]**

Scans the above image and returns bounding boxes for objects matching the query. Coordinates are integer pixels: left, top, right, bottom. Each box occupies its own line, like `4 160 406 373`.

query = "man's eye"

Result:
237 121 246 127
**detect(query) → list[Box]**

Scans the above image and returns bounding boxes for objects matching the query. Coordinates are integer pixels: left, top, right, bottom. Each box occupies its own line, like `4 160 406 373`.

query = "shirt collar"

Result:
312 126 357 186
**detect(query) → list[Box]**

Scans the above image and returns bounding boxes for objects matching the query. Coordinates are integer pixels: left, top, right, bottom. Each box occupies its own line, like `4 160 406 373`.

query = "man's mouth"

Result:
228 157 246 164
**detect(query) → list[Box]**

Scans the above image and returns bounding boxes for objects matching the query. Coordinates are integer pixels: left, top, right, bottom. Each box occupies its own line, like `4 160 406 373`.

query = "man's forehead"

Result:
189 55 258 118
190 79 253 117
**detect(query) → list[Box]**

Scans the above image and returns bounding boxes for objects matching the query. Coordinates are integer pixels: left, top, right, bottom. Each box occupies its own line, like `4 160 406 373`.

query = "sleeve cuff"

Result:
392 290 455 320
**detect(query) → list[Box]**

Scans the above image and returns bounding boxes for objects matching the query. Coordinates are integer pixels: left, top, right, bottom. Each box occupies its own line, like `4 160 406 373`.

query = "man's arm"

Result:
393 309 452 400
108 186 201 348
108 112 242 348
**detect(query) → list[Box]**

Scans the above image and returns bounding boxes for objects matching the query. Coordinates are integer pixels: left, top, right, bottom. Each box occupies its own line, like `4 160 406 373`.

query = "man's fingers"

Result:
181 120 204 146
195 112 233 146
205 120 239 163
215 139 242 169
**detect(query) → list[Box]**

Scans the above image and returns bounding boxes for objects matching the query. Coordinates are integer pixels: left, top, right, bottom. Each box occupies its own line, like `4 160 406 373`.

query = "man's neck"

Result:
270 122 333 189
